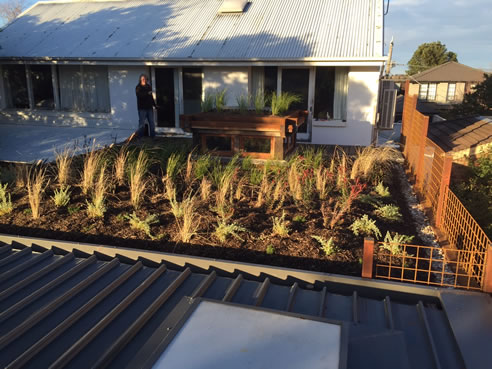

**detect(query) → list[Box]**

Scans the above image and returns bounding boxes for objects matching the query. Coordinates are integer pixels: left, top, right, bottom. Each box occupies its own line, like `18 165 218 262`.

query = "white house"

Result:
0 0 386 147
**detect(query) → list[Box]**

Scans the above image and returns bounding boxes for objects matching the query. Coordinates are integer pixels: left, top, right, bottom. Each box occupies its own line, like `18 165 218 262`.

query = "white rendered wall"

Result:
202 67 249 107
311 66 380 146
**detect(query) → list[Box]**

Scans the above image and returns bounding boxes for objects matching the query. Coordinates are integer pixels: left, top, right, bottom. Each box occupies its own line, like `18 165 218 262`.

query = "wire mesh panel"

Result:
374 243 486 291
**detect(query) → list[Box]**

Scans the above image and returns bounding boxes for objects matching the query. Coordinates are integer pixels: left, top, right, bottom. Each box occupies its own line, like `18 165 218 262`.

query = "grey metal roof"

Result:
0 0 385 61
1 239 491 369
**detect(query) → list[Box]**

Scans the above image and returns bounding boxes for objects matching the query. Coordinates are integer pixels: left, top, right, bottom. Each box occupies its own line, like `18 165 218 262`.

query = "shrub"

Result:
0 183 13 216
51 185 71 207
254 92 265 114
194 154 213 180
129 150 149 209
27 166 48 219
81 144 104 195
271 92 301 116
350 146 400 184
86 165 107 218
214 220 247 243
272 211 290 237
114 144 130 186
266 244 275 255
67 205 81 215
125 212 160 240
312 236 337 256
236 94 249 114
374 181 390 197
215 89 228 112
54 147 73 186
374 204 402 221
201 92 215 112
175 195 200 243
349 215 382 239
381 231 414 255
322 179 365 229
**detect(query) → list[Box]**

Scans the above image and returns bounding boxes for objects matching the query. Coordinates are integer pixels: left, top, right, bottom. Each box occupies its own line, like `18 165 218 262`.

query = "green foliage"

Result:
51 186 71 207
299 146 324 170
124 212 160 240
374 204 402 222
271 92 301 116
451 74 492 117
166 153 185 182
293 215 307 223
374 182 390 197
214 220 247 243
23 208 32 215
266 244 275 255
0 183 13 216
406 41 458 75
215 89 228 112
349 215 382 239
312 235 337 256
236 94 250 114
86 199 105 218
249 167 264 186
272 211 290 237
381 231 414 255
67 205 81 215
254 91 266 114
201 92 215 112
194 154 213 180
210 155 239 188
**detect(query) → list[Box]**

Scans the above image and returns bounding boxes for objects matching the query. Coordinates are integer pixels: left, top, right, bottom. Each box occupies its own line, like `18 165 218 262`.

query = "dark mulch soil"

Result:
0 166 426 277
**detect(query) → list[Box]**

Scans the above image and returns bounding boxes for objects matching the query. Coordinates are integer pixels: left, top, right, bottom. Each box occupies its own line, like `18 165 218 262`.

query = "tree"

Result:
451 74 492 117
406 41 458 76
0 0 26 24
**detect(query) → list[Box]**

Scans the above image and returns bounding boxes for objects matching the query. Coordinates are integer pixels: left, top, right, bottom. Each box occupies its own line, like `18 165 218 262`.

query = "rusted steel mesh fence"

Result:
381 89 492 290
374 243 485 291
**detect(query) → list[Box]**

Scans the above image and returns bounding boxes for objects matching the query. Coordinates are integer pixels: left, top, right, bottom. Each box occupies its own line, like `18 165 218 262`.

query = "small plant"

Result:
315 167 334 201
27 166 48 219
374 182 390 197
312 235 337 256
67 205 81 215
166 152 185 183
114 144 130 186
321 179 365 229
214 168 235 220
125 212 159 240
374 204 402 221
381 231 414 255
349 215 382 239
201 92 215 112
51 185 71 207
175 195 200 243
293 215 306 223
236 94 249 114
54 147 73 186
272 211 290 237
271 92 301 116
287 158 303 202
215 89 228 112
81 144 104 195
214 220 247 243
350 146 400 184
200 177 212 201
266 244 275 255
249 166 264 186
86 165 107 218
23 208 32 215
254 92 265 114
194 154 212 180
0 183 13 216
129 150 149 209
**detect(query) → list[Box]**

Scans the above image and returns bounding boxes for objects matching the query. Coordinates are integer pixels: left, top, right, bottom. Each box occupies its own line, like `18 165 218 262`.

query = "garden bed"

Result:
0 140 428 276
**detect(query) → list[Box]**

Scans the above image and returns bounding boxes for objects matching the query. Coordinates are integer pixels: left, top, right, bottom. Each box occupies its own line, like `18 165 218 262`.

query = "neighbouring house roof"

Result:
427 116 492 153
0 236 492 369
411 62 486 83
0 0 384 62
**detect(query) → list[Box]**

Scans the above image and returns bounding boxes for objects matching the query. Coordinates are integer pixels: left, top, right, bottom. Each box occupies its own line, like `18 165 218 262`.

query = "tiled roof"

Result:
0 238 490 369
411 62 486 83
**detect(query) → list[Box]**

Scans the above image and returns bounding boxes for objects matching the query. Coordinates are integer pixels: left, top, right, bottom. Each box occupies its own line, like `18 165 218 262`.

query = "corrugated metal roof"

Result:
0 239 479 369
0 0 384 61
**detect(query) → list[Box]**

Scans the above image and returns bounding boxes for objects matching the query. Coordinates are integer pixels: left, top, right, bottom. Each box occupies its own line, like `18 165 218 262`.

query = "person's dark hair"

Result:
139 74 149 84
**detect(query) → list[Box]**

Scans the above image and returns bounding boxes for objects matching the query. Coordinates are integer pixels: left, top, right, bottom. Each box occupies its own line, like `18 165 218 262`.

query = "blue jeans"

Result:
138 109 156 137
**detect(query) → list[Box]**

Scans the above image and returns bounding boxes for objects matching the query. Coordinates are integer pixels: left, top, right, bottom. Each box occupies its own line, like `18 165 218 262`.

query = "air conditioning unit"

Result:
219 0 249 13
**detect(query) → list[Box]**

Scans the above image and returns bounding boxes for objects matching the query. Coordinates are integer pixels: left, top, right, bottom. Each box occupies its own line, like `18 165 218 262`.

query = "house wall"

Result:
202 67 249 107
409 81 467 103
310 66 380 146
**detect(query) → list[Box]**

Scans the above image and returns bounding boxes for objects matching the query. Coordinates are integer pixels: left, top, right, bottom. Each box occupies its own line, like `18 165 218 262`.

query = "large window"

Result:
183 68 202 114
251 66 277 108
419 83 437 101
447 83 456 102
3 65 29 109
58 65 110 113
31 65 54 109
314 67 348 121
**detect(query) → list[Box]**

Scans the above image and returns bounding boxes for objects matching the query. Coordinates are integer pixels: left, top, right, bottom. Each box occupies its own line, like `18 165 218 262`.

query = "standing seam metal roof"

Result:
0 0 385 60
0 239 482 369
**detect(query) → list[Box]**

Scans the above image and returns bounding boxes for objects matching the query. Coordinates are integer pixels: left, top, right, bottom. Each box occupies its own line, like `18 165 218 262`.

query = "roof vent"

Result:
218 0 249 13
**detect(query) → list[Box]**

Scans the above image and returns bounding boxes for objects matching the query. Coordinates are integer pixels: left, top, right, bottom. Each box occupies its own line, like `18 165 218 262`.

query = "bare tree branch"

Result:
0 0 26 24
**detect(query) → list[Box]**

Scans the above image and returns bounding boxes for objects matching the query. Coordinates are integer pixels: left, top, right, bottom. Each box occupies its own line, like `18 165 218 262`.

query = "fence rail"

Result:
373 85 492 291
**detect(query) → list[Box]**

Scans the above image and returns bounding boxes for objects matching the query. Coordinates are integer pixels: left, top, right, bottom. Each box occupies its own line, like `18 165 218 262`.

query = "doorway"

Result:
155 68 176 128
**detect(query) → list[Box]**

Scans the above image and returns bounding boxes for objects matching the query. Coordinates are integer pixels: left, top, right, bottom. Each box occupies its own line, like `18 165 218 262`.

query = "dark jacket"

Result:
135 83 156 110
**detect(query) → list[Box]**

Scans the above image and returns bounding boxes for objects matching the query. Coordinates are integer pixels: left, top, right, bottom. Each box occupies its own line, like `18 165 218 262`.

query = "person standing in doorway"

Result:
135 74 156 137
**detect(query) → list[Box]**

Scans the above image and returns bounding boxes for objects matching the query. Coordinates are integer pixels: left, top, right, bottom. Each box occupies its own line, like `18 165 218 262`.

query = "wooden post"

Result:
482 245 492 293
362 237 375 279
435 154 453 228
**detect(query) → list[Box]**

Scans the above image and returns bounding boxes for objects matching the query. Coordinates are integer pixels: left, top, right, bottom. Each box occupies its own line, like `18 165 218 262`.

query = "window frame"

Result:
446 83 456 102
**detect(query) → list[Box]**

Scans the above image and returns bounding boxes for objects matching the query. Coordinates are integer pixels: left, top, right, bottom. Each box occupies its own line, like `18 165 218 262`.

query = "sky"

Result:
385 0 492 74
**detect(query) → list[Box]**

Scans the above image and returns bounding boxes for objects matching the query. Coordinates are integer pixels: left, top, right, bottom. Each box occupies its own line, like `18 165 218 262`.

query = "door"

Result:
280 68 313 141
155 68 176 128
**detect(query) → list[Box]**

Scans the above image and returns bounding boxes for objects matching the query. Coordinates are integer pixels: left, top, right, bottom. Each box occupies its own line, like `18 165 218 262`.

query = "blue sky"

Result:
385 0 492 74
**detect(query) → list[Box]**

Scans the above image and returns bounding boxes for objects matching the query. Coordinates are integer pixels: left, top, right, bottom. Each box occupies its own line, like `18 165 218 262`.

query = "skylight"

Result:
218 0 249 13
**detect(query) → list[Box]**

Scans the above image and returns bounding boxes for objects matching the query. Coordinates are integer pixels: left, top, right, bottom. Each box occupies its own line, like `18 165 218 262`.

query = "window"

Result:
427 83 437 101
314 67 348 121
419 83 437 101
3 65 29 109
183 68 202 114
58 65 110 113
419 84 428 100
31 65 54 109
447 83 456 101
251 66 277 108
